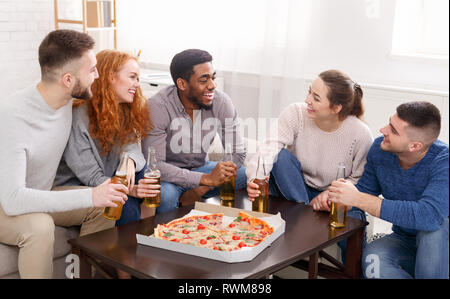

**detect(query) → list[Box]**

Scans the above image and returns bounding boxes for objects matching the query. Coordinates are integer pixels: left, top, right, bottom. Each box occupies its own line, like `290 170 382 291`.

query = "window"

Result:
392 0 449 60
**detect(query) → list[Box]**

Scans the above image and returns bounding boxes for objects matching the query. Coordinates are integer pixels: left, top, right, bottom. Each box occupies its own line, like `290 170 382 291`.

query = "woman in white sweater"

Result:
246 70 373 213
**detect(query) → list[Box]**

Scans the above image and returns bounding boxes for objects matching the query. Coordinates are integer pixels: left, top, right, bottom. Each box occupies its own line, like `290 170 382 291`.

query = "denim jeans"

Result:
268 148 321 204
270 148 366 263
156 161 247 214
362 218 449 279
115 166 146 227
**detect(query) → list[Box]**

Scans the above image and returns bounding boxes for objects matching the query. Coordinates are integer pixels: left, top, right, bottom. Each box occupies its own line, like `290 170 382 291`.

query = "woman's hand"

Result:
126 158 136 190
129 178 161 199
310 190 331 211
247 176 269 202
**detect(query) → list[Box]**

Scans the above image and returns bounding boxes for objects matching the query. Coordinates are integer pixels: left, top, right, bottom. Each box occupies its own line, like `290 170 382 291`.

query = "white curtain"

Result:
117 0 313 139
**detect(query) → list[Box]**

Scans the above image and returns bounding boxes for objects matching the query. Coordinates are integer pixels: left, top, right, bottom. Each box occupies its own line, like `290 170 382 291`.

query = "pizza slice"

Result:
154 214 223 245
182 229 232 250
225 212 274 246
192 213 223 229
216 229 252 250
163 213 223 231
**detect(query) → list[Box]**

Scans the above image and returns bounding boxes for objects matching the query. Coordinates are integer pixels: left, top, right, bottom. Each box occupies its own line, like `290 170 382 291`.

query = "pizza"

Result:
154 211 274 252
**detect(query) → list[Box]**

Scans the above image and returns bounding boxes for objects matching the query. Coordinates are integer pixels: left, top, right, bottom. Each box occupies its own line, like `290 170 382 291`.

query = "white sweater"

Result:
245 103 374 191
0 84 92 216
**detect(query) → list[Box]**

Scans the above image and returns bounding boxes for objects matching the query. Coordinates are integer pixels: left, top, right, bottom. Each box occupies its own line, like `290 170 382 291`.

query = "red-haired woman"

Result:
55 50 159 227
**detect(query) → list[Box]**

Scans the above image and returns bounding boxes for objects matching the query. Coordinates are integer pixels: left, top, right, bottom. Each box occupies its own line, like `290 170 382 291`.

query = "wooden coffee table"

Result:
68 191 367 279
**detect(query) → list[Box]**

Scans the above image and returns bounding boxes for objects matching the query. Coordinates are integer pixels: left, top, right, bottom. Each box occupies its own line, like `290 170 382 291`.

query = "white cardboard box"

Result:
136 202 286 263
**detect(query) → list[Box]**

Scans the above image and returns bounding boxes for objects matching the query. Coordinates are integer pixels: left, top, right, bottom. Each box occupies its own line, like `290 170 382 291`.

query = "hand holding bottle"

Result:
142 147 162 208
103 152 130 220
203 161 237 186
247 176 269 202
92 178 128 208
131 178 161 198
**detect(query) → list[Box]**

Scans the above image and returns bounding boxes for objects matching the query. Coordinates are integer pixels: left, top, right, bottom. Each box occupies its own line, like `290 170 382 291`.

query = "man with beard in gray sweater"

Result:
0 30 128 278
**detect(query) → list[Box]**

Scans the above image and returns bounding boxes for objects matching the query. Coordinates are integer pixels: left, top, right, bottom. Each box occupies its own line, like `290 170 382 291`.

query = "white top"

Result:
245 103 374 191
0 84 92 216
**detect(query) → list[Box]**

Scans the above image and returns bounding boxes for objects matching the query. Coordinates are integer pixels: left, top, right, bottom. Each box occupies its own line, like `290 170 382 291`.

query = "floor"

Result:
272 244 341 279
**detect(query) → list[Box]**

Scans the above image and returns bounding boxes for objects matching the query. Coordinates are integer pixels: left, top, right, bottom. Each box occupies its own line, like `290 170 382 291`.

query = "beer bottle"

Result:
329 162 347 228
143 146 161 208
103 152 129 221
220 144 236 202
252 154 269 213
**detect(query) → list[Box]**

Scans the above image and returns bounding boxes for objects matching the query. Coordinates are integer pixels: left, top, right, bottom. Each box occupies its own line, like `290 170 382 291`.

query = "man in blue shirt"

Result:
329 101 448 279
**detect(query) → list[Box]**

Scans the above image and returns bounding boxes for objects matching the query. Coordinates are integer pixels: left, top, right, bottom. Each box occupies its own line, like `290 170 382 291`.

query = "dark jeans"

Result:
115 167 146 227
269 148 366 263
157 162 247 214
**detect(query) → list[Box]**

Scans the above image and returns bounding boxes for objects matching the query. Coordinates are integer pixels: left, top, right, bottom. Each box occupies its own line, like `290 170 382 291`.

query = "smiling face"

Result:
71 49 99 100
180 62 217 110
111 58 140 104
304 77 341 121
379 113 413 153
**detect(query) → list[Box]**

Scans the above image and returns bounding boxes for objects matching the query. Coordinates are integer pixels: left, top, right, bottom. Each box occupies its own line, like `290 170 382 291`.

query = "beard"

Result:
71 79 92 100
187 92 213 111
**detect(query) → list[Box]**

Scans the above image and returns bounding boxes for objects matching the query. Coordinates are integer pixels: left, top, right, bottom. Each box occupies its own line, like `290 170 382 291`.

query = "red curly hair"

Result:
74 50 152 156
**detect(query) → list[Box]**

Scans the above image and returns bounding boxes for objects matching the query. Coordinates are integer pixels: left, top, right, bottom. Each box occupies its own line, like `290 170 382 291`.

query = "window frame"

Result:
391 0 449 62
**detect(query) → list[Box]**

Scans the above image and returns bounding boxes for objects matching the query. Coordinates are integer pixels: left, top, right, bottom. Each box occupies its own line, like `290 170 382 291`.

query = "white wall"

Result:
0 0 116 98
279 0 449 142
0 0 54 97
117 0 449 92
1 0 448 94
0 0 448 143
117 0 449 143
304 0 448 91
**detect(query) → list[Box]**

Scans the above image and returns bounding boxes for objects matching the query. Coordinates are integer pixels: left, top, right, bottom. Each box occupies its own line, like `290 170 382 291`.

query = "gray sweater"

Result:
142 85 246 189
54 104 146 187
0 84 92 216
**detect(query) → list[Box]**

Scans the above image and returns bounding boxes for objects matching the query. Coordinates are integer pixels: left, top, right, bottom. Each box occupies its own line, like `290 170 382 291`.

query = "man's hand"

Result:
200 161 238 187
92 179 129 208
247 176 269 202
328 179 358 208
310 190 331 211
329 179 382 217
129 178 161 199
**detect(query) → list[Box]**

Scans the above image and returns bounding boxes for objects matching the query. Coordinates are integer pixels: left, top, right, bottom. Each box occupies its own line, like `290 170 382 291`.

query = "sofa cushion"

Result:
0 225 79 277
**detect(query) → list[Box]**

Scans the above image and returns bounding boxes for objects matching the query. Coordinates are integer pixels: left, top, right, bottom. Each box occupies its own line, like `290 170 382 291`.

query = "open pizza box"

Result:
136 202 286 263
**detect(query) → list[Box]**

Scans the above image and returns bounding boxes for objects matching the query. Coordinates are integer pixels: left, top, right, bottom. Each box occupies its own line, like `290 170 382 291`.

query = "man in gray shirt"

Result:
141 49 247 213
0 30 128 278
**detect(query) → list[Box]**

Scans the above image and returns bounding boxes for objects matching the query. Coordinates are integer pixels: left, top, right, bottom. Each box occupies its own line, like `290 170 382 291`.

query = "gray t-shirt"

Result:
54 103 146 187
0 84 92 216
142 85 246 189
